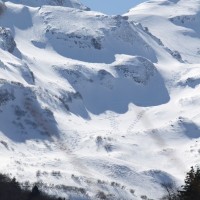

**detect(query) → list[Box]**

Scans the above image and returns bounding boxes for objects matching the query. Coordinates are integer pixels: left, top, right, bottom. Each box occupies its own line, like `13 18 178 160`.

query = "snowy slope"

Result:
125 0 200 63
0 0 200 199
4 0 90 10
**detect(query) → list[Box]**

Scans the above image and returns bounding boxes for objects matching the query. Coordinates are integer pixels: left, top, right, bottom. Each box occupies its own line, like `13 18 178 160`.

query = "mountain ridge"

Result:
2 0 90 10
0 0 200 199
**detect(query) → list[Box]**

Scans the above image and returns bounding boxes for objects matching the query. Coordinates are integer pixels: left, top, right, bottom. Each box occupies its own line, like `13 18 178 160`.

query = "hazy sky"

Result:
80 0 147 15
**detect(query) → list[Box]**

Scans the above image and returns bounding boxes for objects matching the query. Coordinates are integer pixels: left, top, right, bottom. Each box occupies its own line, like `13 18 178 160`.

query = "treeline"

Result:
164 166 200 200
1 166 200 200
0 174 63 200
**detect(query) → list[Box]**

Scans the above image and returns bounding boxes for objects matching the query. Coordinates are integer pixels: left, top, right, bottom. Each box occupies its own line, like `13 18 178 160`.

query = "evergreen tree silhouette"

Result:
178 166 200 200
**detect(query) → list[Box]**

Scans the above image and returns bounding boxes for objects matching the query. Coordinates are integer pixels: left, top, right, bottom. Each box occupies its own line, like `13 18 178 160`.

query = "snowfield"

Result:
0 0 200 199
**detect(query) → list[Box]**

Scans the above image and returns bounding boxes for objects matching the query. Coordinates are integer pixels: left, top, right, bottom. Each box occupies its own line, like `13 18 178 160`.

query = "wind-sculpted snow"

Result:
138 24 184 62
169 12 200 36
0 81 59 142
55 56 169 115
125 0 200 63
143 169 177 188
4 0 89 10
40 7 157 63
0 0 200 199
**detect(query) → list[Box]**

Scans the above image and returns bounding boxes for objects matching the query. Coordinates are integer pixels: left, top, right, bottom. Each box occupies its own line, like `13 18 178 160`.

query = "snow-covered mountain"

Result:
125 0 200 63
0 0 200 199
4 0 90 10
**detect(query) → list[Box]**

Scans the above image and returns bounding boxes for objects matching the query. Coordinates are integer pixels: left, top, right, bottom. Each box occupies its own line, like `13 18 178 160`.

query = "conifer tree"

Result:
178 166 200 200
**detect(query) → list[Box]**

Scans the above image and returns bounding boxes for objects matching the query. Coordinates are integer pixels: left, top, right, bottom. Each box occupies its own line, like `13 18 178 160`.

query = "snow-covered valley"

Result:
0 0 200 199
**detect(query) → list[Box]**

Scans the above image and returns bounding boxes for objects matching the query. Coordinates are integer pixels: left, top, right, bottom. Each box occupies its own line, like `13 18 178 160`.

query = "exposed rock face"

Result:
114 56 156 85
0 27 16 53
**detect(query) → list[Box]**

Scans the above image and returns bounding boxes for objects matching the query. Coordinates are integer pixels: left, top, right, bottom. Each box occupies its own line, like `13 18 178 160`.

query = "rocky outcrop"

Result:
114 56 156 85
0 27 16 53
